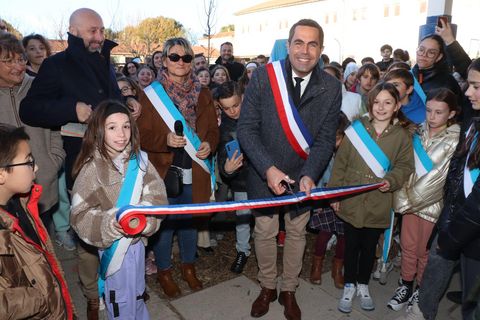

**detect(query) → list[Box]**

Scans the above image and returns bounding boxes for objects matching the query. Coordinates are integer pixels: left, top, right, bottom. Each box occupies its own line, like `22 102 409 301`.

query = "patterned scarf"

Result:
158 68 201 130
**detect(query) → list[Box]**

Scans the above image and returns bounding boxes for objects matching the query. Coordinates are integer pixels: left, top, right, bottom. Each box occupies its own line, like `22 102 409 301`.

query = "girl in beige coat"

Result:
388 88 460 312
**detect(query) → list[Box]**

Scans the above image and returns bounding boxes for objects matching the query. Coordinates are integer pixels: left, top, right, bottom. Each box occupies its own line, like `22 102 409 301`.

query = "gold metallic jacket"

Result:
393 123 460 223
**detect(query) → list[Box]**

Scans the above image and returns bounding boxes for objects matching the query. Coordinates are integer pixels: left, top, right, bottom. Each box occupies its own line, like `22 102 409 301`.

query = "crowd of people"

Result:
0 7 479 320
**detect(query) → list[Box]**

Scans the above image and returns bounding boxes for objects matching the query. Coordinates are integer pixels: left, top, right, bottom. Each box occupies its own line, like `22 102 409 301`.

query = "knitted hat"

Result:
343 62 359 80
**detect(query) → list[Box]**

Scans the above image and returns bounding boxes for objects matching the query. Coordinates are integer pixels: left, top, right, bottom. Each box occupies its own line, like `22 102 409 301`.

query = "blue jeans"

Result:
153 184 197 270
234 192 252 256
419 235 457 320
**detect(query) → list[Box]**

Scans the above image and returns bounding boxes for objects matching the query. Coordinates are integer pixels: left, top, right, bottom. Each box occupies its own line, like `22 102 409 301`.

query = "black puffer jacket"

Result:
437 118 480 261
218 113 249 192
412 61 462 102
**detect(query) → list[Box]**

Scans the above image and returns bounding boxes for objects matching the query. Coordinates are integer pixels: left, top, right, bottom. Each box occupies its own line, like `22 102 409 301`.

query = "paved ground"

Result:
57 244 462 319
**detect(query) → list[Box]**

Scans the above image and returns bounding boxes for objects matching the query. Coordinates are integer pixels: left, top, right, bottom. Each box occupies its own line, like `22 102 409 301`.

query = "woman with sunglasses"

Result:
136 37 219 298
412 34 461 101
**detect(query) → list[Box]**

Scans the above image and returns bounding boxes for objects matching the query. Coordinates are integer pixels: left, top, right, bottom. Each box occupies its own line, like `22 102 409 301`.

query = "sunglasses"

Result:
168 53 193 63
1 156 35 170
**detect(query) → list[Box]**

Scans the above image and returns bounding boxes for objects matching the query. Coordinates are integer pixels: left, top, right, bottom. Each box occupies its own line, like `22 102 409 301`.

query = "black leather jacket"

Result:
437 118 480 261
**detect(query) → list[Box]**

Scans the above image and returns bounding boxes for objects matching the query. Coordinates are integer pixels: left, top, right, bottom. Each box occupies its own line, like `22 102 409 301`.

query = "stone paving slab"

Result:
171 275 370 320
58 241 462 320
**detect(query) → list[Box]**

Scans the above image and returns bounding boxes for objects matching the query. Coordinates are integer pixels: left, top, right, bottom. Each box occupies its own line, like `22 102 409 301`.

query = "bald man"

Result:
20 8 141 320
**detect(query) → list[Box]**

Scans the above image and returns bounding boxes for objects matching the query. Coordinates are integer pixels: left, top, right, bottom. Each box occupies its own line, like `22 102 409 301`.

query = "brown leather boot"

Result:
181 263 203 291
310 255 324 285
157 268 181 298
251 287 277 318
86 298 99 320
331 257 345 289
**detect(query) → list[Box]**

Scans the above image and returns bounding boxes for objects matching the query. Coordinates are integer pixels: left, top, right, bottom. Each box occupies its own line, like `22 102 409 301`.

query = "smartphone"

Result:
437 15 448 28
226 139 241 159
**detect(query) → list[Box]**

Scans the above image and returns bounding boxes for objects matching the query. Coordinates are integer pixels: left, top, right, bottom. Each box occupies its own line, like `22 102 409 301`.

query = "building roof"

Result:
235 0 322 16
199 31 234 41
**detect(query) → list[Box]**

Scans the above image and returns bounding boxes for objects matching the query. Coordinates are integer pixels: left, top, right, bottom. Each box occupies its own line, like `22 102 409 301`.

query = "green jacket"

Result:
329 117 414 228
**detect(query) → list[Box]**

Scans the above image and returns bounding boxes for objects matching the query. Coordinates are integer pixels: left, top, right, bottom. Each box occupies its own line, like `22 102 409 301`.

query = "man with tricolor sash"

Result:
238 19 342 320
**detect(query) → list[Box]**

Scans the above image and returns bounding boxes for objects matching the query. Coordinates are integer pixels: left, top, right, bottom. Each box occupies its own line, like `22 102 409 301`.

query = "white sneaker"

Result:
357 284 375 311
394 301 425 320
338 283 356 313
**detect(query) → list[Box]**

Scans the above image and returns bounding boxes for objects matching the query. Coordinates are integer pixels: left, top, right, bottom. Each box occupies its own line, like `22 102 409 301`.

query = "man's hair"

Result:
0 33 24 59
288 19 324 48
380 44 393 52
0 124 29 173
212 80 242 101
22 33 52 57
220 42 233 50
357 63 380 80
383 68 414 88
256 54 266 60
194 53 205 59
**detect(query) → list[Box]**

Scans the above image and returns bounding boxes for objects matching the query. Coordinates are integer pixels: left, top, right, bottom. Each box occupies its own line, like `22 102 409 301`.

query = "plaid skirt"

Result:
309 206 345 235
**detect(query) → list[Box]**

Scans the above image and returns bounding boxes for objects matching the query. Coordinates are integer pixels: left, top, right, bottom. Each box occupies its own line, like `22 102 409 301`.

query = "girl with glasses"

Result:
412 34 462 101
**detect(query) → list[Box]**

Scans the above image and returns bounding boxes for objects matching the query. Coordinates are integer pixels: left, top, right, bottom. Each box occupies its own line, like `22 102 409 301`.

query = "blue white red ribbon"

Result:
344 120 391 178
413 134 433 178
266 60 313 159
117 182 383 235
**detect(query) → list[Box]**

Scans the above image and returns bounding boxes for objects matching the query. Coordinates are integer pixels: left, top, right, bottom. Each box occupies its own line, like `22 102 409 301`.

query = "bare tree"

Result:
201 0 217 64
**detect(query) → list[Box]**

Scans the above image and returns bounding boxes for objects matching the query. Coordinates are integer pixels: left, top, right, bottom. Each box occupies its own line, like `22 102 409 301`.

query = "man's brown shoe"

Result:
86 298 99 320
251 287 277 318
157 268 181 298
278 291 301 320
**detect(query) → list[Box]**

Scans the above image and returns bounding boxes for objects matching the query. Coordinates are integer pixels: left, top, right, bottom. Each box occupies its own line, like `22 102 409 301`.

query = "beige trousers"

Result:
254 209 310 291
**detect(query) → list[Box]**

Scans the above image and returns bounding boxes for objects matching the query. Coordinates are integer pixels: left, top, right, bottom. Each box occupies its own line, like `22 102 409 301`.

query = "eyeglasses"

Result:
416 46 439 59
0 56 27 67
120 86 133 94
1 156 35 170
167 53 193 63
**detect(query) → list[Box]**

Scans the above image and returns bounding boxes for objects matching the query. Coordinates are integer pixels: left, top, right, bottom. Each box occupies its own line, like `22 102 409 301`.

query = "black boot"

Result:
230 252 248 274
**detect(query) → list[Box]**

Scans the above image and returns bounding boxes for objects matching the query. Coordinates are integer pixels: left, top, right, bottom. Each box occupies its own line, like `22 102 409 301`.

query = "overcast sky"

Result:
1 0 261 40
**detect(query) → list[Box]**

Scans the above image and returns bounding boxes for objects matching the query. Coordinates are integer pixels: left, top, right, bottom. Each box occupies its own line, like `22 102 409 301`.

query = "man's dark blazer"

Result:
237 58 342 214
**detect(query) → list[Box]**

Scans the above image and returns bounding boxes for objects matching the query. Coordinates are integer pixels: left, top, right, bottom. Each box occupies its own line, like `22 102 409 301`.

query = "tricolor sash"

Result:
344 120 391 178
266 60 313 159
116 182 384 235
144 81 216 191
98 151 147 296
464 124 480 197
413 134 433 178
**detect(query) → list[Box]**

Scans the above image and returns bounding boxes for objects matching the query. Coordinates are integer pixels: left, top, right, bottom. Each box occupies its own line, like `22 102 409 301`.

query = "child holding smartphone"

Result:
213 81 252 274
